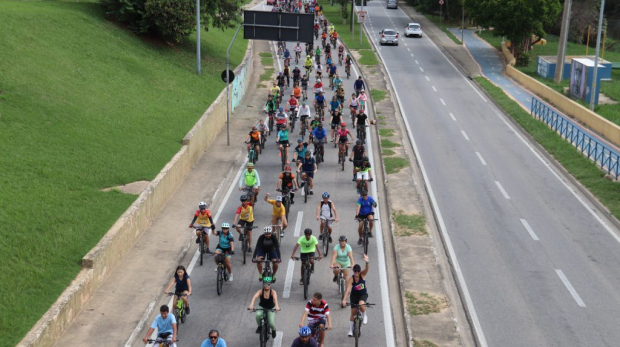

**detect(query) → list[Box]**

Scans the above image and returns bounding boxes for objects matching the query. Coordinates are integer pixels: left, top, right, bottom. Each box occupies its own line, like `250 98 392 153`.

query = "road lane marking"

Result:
520 219 539 241
283 259 296 298
407 47 410 52
461 131 470 141
425 76 430 82
419 67 424 72
272 331 284 347
415 60 419 64
449 112 456 121
404 43 407 46
432 86 437 92
294 211 303 237
555 269 586 307
440 98 446 106
411 53 414 57
494 181 511 199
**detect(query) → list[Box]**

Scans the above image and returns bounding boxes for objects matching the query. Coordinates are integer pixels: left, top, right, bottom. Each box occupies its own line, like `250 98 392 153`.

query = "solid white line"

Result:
520 219 539 241
494 181 511 200
432 86 437 92
294 211 303 237
283 259 296 298
475 152 487 166
493 111 620 244
124 300 156 347
440 98 446 106
449 112 456 121
419 67 424 72
555 269 586 307
425 76 430 82
272 331 284 347
461 131 470 141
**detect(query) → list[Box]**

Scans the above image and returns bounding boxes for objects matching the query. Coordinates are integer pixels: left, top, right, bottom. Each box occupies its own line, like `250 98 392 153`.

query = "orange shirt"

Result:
293 86 302 98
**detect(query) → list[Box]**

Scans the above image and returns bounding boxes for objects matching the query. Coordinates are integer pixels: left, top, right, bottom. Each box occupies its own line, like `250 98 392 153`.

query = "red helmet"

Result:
340 122 346 127
285 166 292 171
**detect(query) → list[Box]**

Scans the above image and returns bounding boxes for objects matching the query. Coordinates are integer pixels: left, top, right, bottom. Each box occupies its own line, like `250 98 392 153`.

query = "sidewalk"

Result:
54 39 272 347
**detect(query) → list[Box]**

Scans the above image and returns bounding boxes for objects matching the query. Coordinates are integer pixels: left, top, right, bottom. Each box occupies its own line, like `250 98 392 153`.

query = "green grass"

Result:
384 156 408 174
378 115 387 119
380 121 388 125
0 1 247 345
371 89 388 102
393 211 426 236
382 148 395 156
476 30 620 125
260 68 276 83
413 340 440 347
414 8 461 45
379 128 394 137
405 291 446 316
475 77 620 220
381 139 401 148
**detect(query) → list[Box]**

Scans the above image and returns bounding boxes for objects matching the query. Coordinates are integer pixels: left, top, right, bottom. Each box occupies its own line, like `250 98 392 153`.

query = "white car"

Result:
379 29 399 46
405 23 423 38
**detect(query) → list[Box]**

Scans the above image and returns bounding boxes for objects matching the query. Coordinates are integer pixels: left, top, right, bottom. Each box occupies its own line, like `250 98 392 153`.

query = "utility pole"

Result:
350 0 355 34
590 0 605 111
196 0 201 74
554 0 572 83
461 0 465 44
360 1 363 45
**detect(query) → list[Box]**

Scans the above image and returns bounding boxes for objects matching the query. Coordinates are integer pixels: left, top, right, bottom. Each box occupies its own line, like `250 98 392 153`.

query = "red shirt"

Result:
305 300 330 322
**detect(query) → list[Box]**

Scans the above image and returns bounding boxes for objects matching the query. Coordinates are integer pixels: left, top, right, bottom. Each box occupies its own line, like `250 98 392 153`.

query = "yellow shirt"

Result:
237 204 254 222
271 86 280 96
194 210 212 227
267 200 286 217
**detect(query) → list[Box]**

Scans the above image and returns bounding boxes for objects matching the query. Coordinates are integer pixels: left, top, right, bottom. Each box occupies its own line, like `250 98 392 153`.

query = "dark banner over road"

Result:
243 11 314 43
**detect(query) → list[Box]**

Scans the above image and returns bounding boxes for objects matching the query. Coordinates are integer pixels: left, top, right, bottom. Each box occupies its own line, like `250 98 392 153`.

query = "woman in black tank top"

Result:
342 254 370 336
249 279 281 338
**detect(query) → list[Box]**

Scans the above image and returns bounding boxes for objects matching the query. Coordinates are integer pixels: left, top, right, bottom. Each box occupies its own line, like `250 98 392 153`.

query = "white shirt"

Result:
297 105 311 117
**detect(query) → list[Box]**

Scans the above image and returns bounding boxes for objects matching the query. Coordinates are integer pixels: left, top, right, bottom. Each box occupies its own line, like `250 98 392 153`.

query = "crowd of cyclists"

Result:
144 0 379 346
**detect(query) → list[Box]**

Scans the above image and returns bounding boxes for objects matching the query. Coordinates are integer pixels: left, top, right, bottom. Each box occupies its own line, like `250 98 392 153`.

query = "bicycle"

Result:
253 254 281 280
194 226 211 266
356 124 367 144
295 51 301 64
338 53 343 66
246 142 258 164
310 326 327 346
268 111 275 133
167 292 187 326
248 308 279 347
214 253 230 295
237 225 258 265
294 256 319 300
356 217 378 254
242 185 257 204
277 187 296 221
331 266 351 306
345 64 351 79
357 177 373 196
278 142 288 171
338 141 347 171
320 218 335 255
300 117 308 139
146 334 177 347
346 302 375 346
299 170 311 203
271 223 283 243
315 140 324 166
260 129 268 149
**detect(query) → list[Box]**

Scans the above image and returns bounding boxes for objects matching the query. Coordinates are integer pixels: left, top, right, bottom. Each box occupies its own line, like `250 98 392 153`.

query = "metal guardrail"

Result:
531 98 620 179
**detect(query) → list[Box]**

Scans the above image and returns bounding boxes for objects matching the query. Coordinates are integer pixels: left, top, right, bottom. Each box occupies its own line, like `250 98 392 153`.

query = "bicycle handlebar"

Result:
346 302 375 308
355 218 379 222
248 308 280 312
252 259 282 263
293 256 321 261
167 292 188 297
330 265 352 269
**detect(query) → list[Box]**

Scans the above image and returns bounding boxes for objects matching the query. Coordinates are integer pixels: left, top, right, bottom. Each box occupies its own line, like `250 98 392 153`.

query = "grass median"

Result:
0 1 247 344
475 77 620 220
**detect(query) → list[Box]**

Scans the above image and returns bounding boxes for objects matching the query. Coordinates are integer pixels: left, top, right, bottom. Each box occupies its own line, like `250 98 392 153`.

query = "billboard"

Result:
243 11 314 43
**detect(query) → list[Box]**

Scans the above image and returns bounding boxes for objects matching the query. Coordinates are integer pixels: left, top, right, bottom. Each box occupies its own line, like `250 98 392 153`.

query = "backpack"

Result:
320 200 333 217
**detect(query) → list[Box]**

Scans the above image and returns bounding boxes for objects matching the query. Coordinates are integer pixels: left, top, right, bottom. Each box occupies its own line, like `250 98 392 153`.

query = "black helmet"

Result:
338 235 347 242
356 139 362 145
240 195 249 202
362 156 369 162
304 228 313 235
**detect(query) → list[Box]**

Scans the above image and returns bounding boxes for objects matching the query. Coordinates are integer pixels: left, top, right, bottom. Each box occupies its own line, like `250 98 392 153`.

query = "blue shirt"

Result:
329 65 337 74
311 127 327 140
283 50 290 58
174 273 190 292
329 100 340 111
200 337 227 347
150 314 176 334
315 94 325 105
300 157 316 172
217 231 234 249
357 196 376 215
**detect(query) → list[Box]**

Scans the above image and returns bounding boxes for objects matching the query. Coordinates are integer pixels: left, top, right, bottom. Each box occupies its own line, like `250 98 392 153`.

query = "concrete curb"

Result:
17 39 255 347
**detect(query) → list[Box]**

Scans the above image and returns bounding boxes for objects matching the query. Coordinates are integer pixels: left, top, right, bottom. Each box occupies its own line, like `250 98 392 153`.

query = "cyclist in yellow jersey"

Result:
270 82 281 102
264 192 288 237
233 195 255 252
189 201 216 253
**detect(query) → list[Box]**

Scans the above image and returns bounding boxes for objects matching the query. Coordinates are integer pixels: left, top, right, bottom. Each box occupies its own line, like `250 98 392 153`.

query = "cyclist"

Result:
314 91 326 120
283 64 291 88
233 195 254 252
344 53 352 78
315 44 323 64
355 156 373 193
294 42 303 61
283 47 291 66
332 73 343 92
270 82 281 105
275 107 289 131
348 92 359 122
253 226 282 281
328 23 335 36
315 192 339 242
353 108 369 142
331 30 338 46
291 228 322 283
358 89 368 113
277 165 299 204
248 276 281 339
337 44 344 63
276 72 286 92
353 76 365 97
299 292 332 346
320 31 327 50
311 123 327 162
335 85 346 106
312 79 324 97
300 74 309 100
292 65 302 86
313 21 320 39
265 93 278 120
349 139 366 181
328 63 337 89
200 329 226 347
293 138 309 162
304 54 314 73
291 327 318 347
245 126 262 161
238 162 261 200
355 191 377 244
213 222 235 281
342 254 370 336
329 96 341 134
163 265 192 315
314 62 323 80
330 235 354 283
257 118 270 138
142 305 177 346
264 193 288 236
189 201 215 253
325 53 332 68
336 122 353 156
277 125 291 164
297 101 312 134
297 151 317 195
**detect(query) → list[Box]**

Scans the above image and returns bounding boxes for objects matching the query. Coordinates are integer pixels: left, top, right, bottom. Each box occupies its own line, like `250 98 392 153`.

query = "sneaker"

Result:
195 237 200 244
248 247 252 253
309 190 314 195
238 235 243 241
352 177 356 181
348 331 354 337
215 267 218 272
291 199 295 204
280 231 285 238
299 279 304 285
329 236 333 243
311 266 314 274
229 273 234 282
300 182 305 188
319 234 323 241
185 306 190 315
368 232 374 238
256 326 261 334
358 238 363 245
363 314 368 325
272 330 277 338
333 275 338 282
206 248 211 254
258 275 263 282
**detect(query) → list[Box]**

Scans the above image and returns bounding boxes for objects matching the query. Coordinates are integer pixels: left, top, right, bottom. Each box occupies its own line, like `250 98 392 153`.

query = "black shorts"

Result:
238 220 253 229
350 292 368 305
302 171 314 179
215 246 232 256
250 139 260 145
331 122 339 129
278 140 290 146
358 212 375 219
300 251 315 260
353 159 362 167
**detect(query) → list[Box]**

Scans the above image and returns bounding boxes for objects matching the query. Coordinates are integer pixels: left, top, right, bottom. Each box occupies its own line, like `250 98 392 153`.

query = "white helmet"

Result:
263 226 273 234
276 196 283 202
199 201 207 210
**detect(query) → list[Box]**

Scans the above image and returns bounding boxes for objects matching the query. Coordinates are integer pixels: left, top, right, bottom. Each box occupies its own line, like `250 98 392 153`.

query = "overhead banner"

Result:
243 11 314 43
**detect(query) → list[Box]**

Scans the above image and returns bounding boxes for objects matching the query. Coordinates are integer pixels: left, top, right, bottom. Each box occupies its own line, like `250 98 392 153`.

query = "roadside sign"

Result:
221 70 235 83
243 11 314 43
357 10 367 23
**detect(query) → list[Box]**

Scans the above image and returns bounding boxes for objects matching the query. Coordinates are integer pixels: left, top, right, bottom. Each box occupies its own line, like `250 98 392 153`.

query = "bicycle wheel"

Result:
303 267 309 300
363 229 369 255
180 307 186 323
281 147 285 171
199 237 204 266
174 310 181 331
269 117 274 132
217 267 223 295
304 180 308 203
354 316 361 346
341 153 345 171
242 235 248 265
260 320 268 347
284 196 291 221
322 228 329 256
339 278 346 303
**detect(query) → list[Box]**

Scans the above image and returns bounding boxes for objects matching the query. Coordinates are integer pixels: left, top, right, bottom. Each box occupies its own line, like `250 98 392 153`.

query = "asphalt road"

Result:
143 4 396 347
364 3 620 347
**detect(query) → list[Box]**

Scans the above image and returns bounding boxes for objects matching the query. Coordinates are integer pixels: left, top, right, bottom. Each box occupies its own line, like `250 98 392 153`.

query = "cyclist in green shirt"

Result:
290 228 322 285
238 162 261 199
314 46 322 65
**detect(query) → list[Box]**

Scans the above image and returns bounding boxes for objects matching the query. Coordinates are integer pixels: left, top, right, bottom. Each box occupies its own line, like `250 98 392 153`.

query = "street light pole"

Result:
196 0 201 74
461 0 465 44
554 0 572 83
589 0 605 110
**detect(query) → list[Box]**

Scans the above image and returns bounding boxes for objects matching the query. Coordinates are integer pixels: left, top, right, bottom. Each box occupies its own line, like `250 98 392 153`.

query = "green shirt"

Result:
297 235 318 253
334 244 352 267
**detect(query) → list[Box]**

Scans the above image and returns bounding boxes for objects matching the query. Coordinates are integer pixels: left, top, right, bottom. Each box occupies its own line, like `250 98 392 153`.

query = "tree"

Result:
468 0 561 63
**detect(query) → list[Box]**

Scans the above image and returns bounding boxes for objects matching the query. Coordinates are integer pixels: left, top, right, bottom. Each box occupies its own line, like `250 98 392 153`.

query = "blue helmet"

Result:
299 326 312 337
279 107 284 112
322 192 329 198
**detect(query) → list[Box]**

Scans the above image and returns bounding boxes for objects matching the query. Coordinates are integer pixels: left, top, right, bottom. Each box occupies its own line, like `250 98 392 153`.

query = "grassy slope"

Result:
0 1 246 345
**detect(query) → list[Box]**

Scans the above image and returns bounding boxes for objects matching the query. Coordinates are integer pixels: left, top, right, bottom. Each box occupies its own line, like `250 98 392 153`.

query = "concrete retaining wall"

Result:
17 40 254 347
505 64 620 148
501 42 516 66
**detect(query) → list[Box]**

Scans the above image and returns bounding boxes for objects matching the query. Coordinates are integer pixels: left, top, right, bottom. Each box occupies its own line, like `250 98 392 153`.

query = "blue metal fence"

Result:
530 98 620 179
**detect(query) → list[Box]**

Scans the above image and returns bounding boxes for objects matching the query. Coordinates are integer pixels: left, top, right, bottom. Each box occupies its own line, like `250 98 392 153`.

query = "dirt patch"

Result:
101 180 150 194
414 340 440 347
405 291 448 316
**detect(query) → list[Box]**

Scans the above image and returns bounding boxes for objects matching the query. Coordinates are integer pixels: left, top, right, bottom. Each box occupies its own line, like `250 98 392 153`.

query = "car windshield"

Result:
384 30 396 35
409 25 420 30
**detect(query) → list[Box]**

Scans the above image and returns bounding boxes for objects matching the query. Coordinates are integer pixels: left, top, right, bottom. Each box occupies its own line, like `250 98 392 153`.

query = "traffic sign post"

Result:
439 0 443 26
357 10 367 23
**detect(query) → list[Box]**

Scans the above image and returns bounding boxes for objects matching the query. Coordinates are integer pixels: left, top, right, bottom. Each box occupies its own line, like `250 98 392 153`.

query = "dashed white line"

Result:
425 76 430 82
520 219 539 241
283 259 296 298
494 181 511 200
294 211 303 236
515 90 521 95
461 131 470 141
272 331 284 347
411 53 414 57
475 152 487 166
439 98 446 106
407 47 410 52
419 67 424 72
415 60 419 64
404 43 407 46
432 86 437 92
555 269 586 307
449 112 456 121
